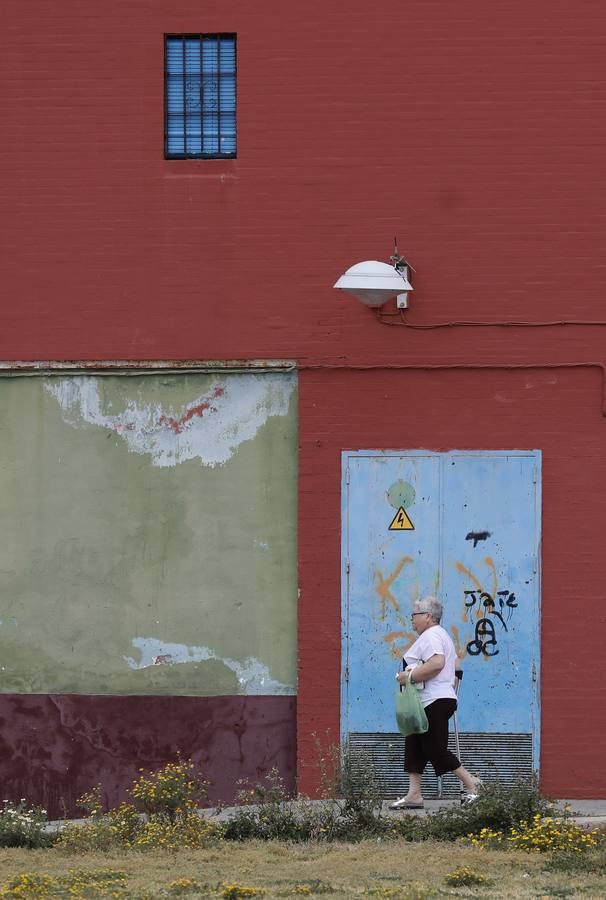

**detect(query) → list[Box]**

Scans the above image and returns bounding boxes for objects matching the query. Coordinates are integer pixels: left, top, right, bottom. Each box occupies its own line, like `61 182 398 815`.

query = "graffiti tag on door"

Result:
374 555 519 662
463 588 517 657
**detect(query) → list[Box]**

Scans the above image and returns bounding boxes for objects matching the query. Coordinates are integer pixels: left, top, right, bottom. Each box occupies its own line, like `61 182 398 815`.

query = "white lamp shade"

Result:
334 260 413 307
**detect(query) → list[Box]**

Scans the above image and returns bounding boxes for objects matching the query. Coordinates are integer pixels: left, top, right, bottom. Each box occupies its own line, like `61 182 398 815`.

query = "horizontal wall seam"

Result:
2 360 603 414
298 361 606 416
0 359 297 376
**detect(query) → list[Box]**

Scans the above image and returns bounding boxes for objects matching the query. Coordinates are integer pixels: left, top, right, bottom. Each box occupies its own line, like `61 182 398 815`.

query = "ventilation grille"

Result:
348 733 533 799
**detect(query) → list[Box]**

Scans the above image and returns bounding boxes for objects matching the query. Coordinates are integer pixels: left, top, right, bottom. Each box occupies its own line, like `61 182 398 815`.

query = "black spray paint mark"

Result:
466 617 500 657
464 589 517 621
465 530 492 548
464 589 518 657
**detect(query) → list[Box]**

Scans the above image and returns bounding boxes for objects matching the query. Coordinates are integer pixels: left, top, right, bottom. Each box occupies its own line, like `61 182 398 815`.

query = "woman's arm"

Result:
408 654 445 683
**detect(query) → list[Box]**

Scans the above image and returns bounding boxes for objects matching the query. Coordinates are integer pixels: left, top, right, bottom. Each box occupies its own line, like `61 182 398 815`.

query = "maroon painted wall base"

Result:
0 694 296 818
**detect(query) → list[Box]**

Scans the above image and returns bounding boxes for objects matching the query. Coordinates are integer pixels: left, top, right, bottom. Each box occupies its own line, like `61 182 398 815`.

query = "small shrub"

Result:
133 810 223 851
56 819 116 853
132 759 209 821
546 842 606 873
224 767 362 842
106 801 143 845
366 887 396 897
335 741 384 837
57 761 222 852
0 799 52 849
365 886 436 899
167 878 205 895
387 814 425 843
57 795 142 852
0 872 58 897
403 889 436 900
538 886 575 898
223 772 375 843
58 786 140 852
223 769 308 841
395 777 557 843
62 869 129 897
219 885 266 899
271 879 333 896
224 740 387 843
287 880 333 895
76 786 104 818
467 813 603 855
0 869 128 898
59 806 222 853
465 825 506 850
507 814 601 853
444 866 492 887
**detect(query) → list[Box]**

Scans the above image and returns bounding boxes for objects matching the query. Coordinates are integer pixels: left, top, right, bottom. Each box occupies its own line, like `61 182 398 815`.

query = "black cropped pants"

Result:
404 698 460 777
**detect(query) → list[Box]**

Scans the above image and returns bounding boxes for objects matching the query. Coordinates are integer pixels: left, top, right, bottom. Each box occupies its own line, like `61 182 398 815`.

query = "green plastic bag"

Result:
395 672 429 736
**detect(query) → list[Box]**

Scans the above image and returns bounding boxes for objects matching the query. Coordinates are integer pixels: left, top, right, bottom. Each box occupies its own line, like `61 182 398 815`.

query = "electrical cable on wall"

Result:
376 309 606 328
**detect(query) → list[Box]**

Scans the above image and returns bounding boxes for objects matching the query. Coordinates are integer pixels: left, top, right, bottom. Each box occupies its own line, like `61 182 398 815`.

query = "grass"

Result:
0 765 602 897
0 838 604 898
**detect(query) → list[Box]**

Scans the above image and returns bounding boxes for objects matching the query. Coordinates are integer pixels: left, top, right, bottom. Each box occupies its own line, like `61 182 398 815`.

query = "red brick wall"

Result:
298 367 606 799
3 1 606 361
3 1 606 797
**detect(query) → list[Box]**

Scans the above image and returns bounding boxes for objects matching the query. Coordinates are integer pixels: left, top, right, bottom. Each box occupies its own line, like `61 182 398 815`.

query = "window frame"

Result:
164 32 237 160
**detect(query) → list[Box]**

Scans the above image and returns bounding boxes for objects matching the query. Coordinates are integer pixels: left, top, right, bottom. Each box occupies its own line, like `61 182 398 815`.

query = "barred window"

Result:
165 34 236 159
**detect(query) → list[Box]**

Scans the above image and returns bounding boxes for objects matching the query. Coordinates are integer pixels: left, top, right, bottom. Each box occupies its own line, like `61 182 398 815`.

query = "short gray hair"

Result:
414 595 443 623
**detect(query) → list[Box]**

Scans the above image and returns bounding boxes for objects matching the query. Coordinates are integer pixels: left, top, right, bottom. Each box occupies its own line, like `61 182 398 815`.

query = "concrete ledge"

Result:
45 797 606 833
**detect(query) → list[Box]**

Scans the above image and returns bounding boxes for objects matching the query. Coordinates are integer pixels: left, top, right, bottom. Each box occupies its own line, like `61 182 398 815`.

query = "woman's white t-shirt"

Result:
404 624 458 708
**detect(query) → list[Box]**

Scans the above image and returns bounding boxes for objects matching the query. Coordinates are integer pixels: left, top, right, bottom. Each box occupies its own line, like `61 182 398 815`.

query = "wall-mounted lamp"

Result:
333 246 414 309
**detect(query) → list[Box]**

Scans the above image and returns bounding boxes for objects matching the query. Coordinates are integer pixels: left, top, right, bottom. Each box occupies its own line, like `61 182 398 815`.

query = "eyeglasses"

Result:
411 611 430 618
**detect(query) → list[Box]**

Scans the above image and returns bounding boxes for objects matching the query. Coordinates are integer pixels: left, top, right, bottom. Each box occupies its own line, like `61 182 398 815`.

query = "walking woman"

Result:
390 595 481 809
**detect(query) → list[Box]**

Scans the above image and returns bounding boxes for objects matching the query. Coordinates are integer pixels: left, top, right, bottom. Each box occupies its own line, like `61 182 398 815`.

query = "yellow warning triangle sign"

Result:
388 507 415 531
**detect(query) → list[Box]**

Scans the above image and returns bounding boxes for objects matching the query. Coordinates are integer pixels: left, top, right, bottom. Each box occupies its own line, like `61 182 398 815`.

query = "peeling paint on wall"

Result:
124 637 295 695
0 372 298 695
44 373 295 467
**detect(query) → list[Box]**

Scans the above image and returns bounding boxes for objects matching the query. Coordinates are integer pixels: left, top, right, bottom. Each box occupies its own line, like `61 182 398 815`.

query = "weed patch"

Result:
56 764 223 852
365 886 436 899
392 777 556 843
444 865 493 886
132 760 209 822
0 868 128 897
166 878 204 895
537 885 576 898
467 813 603 854
268 879 334 895
224 742 386 843
219 886 266 899
0 801 52 849
545 842 606 873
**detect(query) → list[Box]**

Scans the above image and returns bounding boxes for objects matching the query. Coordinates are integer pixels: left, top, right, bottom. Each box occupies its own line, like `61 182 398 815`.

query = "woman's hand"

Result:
395 667 413 685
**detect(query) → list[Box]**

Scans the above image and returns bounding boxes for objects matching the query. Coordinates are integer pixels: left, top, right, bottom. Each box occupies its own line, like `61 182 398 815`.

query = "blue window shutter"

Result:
165 34 236 159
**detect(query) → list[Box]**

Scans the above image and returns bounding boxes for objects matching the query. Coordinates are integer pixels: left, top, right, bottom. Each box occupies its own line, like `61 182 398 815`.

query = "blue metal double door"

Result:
342 451 541 789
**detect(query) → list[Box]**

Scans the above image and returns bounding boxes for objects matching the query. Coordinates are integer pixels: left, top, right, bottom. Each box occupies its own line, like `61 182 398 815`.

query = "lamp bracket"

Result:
390 237 416 275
